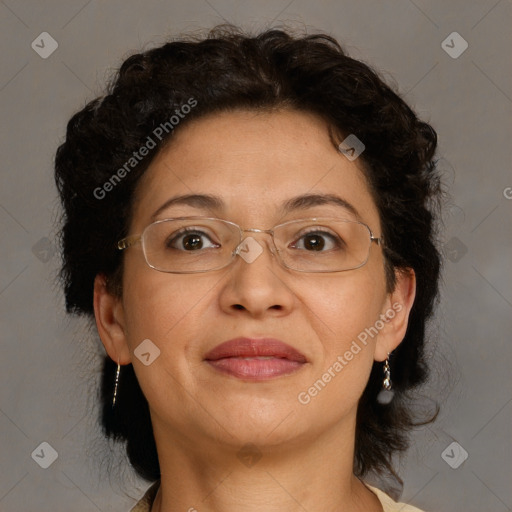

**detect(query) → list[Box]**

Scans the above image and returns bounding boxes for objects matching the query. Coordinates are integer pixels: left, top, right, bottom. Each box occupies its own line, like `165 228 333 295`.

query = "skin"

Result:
94 109 416 512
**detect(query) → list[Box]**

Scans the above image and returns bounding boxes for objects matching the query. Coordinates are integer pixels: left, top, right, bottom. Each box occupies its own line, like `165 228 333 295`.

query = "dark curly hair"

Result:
54 25 442 489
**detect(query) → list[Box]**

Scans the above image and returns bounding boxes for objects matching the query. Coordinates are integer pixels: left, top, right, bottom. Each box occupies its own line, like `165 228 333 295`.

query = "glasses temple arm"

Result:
371 235 384 246
117 235 141 250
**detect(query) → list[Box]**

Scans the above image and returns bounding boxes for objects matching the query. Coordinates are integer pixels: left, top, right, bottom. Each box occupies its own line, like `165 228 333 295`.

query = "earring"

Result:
382 356 392 390
377 352 395 404
112 360 121 409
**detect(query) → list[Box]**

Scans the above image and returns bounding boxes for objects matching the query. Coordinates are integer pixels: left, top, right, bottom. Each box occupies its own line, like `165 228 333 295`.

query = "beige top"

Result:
130 480 426 511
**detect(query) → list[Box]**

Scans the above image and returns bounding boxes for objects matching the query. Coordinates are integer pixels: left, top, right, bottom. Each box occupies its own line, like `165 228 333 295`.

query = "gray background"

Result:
1 1 511 511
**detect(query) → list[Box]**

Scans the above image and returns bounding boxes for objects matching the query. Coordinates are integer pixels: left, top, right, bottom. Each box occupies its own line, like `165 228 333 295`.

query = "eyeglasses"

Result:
117 217 383 274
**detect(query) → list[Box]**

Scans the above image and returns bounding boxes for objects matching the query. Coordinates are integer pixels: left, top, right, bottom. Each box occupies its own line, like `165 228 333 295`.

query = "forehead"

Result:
131 109 380 231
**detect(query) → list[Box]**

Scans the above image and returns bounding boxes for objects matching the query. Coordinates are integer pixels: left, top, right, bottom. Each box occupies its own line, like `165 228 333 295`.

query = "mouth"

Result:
204 337 307 381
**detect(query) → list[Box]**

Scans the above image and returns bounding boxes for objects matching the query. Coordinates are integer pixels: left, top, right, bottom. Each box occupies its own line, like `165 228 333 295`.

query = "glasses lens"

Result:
274 219 372 272
142 218 239 273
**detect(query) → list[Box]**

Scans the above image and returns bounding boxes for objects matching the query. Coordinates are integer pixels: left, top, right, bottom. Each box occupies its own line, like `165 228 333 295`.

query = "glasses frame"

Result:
117 216 383 274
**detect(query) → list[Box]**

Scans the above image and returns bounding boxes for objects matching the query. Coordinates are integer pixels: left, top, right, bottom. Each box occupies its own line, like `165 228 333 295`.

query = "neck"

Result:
149 413 383 512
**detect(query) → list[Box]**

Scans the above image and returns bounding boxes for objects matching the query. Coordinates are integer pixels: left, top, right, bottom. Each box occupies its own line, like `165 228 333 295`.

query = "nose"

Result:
218 233 295 318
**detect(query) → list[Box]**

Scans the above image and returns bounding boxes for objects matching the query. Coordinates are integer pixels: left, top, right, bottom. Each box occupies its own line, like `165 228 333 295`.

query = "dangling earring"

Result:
112 359 121 409
377 352 395 404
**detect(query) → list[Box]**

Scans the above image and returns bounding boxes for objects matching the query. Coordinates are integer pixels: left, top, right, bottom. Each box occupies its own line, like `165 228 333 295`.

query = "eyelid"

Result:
290 225 340 241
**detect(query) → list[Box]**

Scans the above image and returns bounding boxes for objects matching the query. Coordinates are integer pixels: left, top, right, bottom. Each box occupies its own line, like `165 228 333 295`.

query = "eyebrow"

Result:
150 192 360 221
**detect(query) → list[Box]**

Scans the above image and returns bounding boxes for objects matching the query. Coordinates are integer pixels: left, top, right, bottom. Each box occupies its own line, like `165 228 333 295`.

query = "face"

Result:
97 109 412 454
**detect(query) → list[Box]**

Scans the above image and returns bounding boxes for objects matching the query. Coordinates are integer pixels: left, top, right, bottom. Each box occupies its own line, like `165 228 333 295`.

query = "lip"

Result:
204 337 307 381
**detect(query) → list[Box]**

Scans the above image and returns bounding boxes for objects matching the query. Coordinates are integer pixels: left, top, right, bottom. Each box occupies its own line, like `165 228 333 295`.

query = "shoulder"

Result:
364 483 428 512
130 480 160 512
130 480 427 512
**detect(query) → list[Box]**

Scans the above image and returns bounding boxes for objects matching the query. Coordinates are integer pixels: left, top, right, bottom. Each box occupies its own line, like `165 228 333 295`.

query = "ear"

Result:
93 274 131 365
374 267 416 362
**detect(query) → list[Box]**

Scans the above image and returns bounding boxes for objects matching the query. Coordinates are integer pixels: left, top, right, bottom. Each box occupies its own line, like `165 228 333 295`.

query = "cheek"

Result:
121 265 213 350
120 268 215 410
305 268 386 340
298 274 384 410
301 265 386 387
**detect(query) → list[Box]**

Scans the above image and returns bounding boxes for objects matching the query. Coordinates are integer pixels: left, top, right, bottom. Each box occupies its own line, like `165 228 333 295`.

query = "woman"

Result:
55 25 442 512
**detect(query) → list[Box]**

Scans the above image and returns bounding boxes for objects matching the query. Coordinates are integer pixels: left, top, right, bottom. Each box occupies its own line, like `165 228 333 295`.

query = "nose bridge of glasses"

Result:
243 227 273 235
235 227 277 258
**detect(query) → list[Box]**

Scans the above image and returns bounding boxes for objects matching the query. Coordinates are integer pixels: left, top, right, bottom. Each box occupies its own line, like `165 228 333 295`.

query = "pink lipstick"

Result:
204 337 307 381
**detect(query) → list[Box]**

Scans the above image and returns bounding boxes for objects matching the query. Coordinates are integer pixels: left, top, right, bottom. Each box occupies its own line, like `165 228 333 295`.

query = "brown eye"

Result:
181 233 203 250
166 228 219 251
291 229 343 252
303 233 325 251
